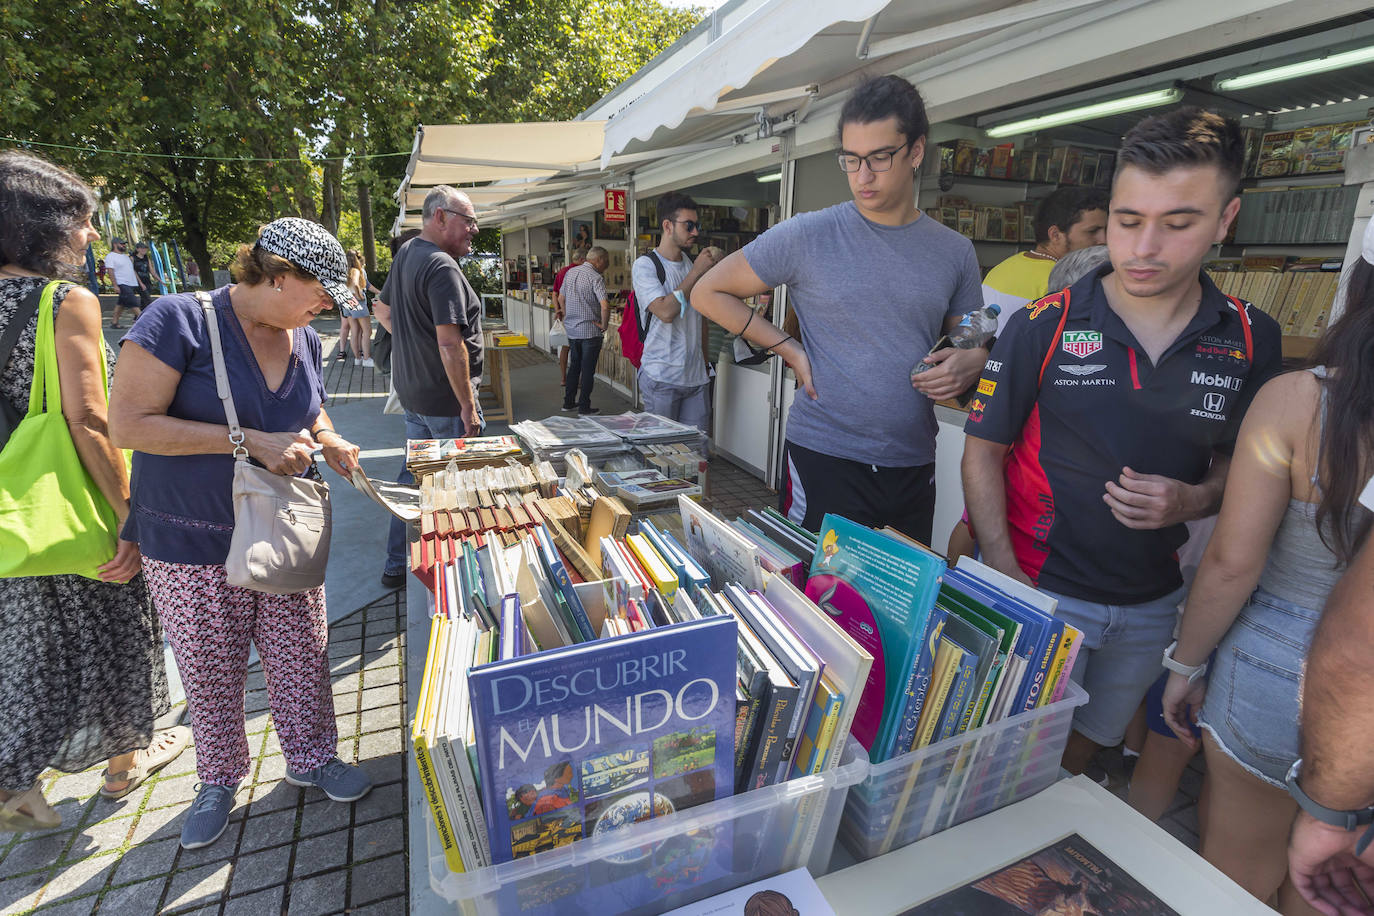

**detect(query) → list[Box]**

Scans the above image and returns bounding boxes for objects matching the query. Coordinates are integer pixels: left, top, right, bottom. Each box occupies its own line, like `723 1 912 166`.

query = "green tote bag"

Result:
0 281 120 579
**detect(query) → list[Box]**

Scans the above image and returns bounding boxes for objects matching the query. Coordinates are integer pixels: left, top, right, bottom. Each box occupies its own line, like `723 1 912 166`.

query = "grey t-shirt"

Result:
380 238 483 417
742 201 982 466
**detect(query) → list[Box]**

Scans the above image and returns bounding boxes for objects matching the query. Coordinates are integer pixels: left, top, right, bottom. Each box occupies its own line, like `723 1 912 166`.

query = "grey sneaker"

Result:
180 783 238 849
284 757 372 802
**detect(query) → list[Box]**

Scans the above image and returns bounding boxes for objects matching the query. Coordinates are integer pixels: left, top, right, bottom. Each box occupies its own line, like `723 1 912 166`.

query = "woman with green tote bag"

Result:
0 152 188 831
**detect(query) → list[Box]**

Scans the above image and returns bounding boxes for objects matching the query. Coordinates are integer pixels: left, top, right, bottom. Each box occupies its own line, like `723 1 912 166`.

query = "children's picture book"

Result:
468 615 739 865
660 867 837 915
804 514 945 758
900 833 1181 915
680 495 765 591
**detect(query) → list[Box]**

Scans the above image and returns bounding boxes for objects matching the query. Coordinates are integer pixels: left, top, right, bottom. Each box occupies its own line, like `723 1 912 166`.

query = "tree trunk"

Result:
358 181 377 273
321 158 343 236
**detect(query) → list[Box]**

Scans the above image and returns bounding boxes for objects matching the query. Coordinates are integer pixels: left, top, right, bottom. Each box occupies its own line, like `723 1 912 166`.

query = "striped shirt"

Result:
561 262 606 339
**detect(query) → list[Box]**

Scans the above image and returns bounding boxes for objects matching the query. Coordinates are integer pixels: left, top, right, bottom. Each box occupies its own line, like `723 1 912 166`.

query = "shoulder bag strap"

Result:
198 292 248 461
27 282 64 419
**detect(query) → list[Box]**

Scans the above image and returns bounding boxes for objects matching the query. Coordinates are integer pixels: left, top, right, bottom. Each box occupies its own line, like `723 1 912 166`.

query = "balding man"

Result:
375 186 485 589
561 246 611 415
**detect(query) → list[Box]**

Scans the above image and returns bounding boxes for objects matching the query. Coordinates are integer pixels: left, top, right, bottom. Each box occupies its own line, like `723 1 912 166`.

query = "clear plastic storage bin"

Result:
425 735 868 915
841 680 1088 861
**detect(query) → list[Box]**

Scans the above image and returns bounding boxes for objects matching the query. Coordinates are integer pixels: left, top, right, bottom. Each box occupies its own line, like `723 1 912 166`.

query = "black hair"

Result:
0 150 96 278
1309 257 1374 564
1116 106 1245 201
837 75 929 146
657 191 698 230
389 228 421 256
1034 186 1108 244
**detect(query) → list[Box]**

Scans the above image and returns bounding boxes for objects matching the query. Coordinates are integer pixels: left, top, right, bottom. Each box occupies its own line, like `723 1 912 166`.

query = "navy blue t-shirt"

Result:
121 286 326 565
964 266 1281 605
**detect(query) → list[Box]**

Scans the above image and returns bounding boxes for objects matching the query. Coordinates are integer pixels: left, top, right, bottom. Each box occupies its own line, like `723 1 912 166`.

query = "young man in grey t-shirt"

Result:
693 75 984 544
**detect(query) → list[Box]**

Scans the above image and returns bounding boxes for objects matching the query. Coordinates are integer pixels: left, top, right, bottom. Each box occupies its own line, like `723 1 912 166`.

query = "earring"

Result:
274 285 282 293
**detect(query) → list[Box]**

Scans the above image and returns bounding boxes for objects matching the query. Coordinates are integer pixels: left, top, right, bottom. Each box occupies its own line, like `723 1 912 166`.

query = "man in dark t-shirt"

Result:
133 242 161 308
963 108 1282 775
374 186 484 588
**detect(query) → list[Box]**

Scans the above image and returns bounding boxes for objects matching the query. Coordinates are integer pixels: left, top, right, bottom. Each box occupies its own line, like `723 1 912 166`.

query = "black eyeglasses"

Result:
440 208 479 231
837 140 913 173
670 218 700 233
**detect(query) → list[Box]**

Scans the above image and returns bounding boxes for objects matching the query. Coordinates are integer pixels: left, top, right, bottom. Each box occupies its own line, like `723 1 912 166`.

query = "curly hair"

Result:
0 150 95 278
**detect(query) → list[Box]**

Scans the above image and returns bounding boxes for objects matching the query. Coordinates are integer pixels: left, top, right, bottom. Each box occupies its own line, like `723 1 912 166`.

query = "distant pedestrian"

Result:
104 237 142 328
0 151 189 833
132 241 161 309
552 247 588 385
109 217 372 850
560 246 611 415
372 187 485 590
342 250 374 367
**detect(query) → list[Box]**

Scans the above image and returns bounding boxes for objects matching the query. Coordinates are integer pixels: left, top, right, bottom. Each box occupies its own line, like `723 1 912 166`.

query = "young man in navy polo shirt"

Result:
962 108 1282 775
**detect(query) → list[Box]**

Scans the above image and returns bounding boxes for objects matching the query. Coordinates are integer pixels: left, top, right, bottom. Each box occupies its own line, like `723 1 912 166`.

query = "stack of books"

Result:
416 460 556 511
1204 258 1341 339
804 515 1080 764
595 468 702 509
589 411 705 446
510 415 629 471
405 435 526 476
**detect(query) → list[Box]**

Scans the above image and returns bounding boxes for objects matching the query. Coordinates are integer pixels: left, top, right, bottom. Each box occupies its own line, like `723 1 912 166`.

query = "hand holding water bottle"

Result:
911 304 1001 380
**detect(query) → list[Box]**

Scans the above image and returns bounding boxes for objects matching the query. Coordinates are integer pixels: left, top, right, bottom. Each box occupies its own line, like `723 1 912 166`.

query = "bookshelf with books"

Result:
1205 257 1342 359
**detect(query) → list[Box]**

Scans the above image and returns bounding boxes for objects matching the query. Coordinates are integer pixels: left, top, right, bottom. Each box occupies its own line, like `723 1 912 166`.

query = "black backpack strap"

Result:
0 282 51 377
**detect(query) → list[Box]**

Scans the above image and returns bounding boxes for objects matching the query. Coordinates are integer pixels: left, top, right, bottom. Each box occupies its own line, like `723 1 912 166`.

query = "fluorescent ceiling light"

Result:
756 171 783 183
984 88 1183 139
1216 45 1374 91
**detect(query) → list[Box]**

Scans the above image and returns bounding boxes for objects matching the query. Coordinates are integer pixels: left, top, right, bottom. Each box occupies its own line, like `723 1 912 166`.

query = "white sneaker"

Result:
361 358 374 368
354 358 362 366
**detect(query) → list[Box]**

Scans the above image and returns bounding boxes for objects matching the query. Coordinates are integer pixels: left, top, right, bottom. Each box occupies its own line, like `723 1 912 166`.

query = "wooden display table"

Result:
479 329 528 424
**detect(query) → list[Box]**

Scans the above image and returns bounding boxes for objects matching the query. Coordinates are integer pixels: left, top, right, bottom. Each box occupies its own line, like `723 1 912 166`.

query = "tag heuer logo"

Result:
1062 330 1103 358
1061 364 1107 377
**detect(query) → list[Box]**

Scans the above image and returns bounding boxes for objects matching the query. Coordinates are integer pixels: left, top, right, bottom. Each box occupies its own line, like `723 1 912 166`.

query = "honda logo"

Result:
1203 392 1226 413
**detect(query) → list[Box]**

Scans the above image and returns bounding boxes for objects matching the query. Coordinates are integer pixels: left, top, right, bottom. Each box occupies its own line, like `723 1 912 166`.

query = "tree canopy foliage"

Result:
0 0 700 280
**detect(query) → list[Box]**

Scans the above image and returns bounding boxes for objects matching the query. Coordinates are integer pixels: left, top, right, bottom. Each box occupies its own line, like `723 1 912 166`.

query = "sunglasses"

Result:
669 218 700 233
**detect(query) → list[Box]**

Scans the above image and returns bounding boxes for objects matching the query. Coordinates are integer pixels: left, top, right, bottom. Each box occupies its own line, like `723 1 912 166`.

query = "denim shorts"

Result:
1199 587 1318 788
1048 585 1186 747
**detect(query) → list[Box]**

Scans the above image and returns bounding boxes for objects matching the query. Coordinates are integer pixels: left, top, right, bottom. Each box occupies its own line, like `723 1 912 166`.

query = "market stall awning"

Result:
394 121 609 232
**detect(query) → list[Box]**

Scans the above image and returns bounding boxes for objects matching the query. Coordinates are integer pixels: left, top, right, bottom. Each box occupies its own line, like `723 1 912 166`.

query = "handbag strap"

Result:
0 282 48 385
26 281 68 419
197 292 249 461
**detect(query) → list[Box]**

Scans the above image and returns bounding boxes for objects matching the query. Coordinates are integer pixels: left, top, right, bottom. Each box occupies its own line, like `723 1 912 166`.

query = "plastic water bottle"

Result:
911 304 1001 378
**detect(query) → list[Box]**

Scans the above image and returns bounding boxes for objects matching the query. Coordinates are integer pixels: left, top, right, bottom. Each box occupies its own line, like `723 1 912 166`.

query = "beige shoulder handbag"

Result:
199 293 332 594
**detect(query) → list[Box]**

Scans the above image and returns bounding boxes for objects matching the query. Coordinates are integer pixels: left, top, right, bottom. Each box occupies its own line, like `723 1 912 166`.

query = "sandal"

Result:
0 784 61 832
100 725 192 800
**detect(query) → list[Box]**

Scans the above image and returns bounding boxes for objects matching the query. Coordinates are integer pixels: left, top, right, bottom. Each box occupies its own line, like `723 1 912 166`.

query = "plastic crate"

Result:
841 679 1088 861
425 736 868 915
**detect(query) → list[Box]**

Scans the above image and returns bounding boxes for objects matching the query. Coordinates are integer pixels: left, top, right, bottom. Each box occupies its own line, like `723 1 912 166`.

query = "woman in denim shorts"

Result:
1160 234 1374 914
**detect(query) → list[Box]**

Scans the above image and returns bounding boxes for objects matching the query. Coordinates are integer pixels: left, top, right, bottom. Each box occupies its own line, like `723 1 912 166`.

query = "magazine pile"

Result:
412 493 874 913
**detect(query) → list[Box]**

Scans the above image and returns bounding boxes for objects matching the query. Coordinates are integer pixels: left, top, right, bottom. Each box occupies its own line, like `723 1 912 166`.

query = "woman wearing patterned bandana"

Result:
110 217 372 850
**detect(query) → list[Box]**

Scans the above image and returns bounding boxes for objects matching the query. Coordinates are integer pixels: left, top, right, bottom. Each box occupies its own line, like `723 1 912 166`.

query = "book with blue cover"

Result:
804 514 945 759
885 605 948 760
468 614 738 866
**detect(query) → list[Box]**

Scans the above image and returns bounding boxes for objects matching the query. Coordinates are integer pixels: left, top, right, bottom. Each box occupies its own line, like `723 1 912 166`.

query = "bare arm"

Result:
309 406 360 478
372 300 393 334
646 249 720 323
434 323 478 433
961 434 1031 585
597 298 610 331
109 341 320 475
693 251 814 398
55 289 144 585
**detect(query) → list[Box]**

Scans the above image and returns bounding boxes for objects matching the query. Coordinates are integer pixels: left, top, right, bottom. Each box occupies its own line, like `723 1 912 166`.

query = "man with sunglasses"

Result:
693 75 983 544
375 186 485 589
631 191 721 433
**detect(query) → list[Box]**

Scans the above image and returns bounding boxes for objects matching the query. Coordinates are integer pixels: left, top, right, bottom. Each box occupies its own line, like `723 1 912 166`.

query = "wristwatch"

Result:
1161 640 1208 684
1286 759 1374 854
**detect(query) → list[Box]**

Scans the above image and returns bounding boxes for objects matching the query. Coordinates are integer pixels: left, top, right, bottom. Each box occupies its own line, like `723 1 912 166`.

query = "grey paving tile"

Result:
223 884 284 916
351 817 404 860
30 892 99 916
244 690 271 715
0 830 74 879
46 770 105 805
359 705 403 736
361 666 401 689
253 753 286 786
283 868 346 916
245 670 267 691
357 729 403 760
359 685 402 712
334 712 362 741
128 802 189 845
163 745 201 780
329 624 363 642
298 800 350 839
65 814 135 859
93 874 166 913
348 895 407 916
0 869 49 912
327 639 361 660
292 833 348 878
38 849 117 903
359 754 403 788
161 860 231 913
349 852 404 907
363 648 400 668
245 780 303 815
228 846 291 896
109 837 180 886
146 773 202 811
330 673 361 696
176 821 243 869
239 809 297 854
352 783 402 827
